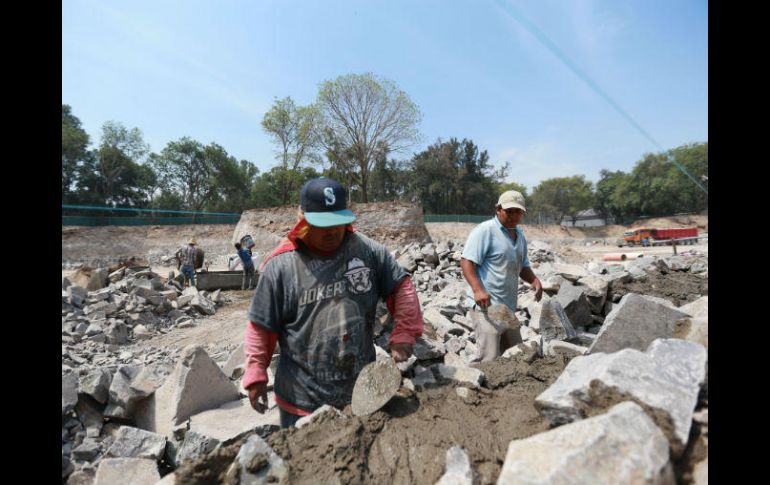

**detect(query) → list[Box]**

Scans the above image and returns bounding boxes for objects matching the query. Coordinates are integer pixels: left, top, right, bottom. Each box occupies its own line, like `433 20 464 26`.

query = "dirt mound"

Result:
62 224 237 268
611 272 708 306
630 215 708 231
174 355 567 485
233 201 431 251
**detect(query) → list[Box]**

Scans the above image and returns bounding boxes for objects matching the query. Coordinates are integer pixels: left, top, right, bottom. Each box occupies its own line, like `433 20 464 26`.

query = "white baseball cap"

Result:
497 190 526 212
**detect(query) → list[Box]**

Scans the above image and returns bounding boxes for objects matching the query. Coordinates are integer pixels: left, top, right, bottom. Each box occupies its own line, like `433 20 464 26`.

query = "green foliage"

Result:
62 105 92 202
531 175 595 224
250 166 321 208
408 138 502 214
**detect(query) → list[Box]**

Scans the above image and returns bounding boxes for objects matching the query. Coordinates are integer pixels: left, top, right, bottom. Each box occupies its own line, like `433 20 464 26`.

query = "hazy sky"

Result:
62 0 707 191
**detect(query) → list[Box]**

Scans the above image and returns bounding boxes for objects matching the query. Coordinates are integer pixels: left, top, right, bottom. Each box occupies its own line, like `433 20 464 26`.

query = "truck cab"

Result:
622 228 653 247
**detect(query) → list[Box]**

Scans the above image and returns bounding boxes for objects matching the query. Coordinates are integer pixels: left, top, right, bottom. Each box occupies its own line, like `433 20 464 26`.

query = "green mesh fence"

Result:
423 214 490 223
62 215 241 226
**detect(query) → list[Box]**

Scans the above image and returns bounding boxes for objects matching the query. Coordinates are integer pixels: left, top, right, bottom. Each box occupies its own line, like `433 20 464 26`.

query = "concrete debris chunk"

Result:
72 438 101 461
222 343 245 378
62 372 79 416
174 430 220 466
555 283 593 329
544 340 588 359
106 426 167 461
575 275 609 314
501 341 539 363
437 364 485 388
188 397 280 443
535 338 707 457
93 458 160 485
413 337 447 360
436 446 473 485
412 367 437 390
227 435 287 485
191 294 216 315
68 286 89 308
678 296 708 318
588 293 690 354
296 404 344 429
497 402 674 485
80 369 112 404
75 394 105 438
133 345 239 437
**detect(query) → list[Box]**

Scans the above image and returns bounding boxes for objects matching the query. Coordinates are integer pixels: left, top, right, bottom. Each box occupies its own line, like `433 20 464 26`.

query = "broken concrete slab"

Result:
134 345 240 437
191 294 215 315
106 426 167 461
129 364 173 397
72 438 101 461
423 307 455 339
173 430 220 466
498 401 674 485
227 434 287 484
222 343 245 378
104 366 146 419
79 369 112 405
104 320 129 345
188 397 279 443
411 368 437 390
552 263 590 282
75 394 105 438
535 338 707 457
555 283 593 329
544 340 588 359
413 337 447 360
501 341 539 363
576 275 609 314
437 364 485 388
679 296 708 319
535 300 577 348
588 293 691 354
436 446 473 485
63 373 79 416
93 458 160 485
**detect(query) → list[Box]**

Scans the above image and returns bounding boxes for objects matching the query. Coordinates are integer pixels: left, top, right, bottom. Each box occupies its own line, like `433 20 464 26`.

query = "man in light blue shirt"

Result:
460 190 543 313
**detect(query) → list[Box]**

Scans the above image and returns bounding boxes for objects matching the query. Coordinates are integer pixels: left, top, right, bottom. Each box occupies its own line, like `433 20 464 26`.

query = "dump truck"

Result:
619 227 699 247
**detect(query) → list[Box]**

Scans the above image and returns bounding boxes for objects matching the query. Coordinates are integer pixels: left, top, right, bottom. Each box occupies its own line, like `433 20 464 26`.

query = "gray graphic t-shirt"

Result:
247 232 407 411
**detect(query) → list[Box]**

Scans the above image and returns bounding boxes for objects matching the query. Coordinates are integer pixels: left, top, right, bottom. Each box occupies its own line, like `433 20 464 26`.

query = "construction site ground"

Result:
61 213 708 484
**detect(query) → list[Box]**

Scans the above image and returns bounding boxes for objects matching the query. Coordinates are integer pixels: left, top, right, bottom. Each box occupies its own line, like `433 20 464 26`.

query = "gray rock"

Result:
412 368 437 390
678 296 708 318
423 307 455 339
536 300 577 352
107 426 167 461
188 398 280 443
223 343 245 378
675 316 708 348
555 283 593 328
436 446 473 485
535 338 707 457
69 286 89 308
588 293 691 354
397 252 418 272
228 434 287 484
72 437 101 461
575 275 609 314
80 369 112 404
133 345 239 437
63 373 79 416
545 340 588 359
66 467 96 485
87 269 110 291
501 341 539 363
445 337 466 354
413 337 447 360
191 294 216 316
93 458 160 485
129 364 173 397
497 402 674 485
75 395 105 438
63 276 73 290
174 430 219 465
437 364 484 388
104 320 129 345
552 263 590 282
104 366 146 419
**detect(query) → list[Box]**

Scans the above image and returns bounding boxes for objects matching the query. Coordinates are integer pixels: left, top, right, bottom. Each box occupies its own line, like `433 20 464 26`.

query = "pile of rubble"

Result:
61 240 708 484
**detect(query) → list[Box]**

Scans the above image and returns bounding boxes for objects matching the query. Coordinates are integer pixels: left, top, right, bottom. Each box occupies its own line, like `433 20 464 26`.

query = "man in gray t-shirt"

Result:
244 178 423 427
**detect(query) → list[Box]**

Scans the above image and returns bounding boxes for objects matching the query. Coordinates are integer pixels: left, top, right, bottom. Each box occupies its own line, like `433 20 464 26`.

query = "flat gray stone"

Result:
545 340 588 359
423 307 455 339
436 446 473 485
413 337 447 360
62 373 79 416
437 364 484 388
552 263 590 282
106 426 166 461
497 402 674 485
536 338 707 457
555 283 593 328
501 341 539 363
106 366 146 417
72 437 101 461
411 368 437 390
188 397 280 442
174 430 220 466
589 293 691 354
526 293 552 331
191 294 215 315
129 364 173 397
679 296 708 318
228 435 287 484
69 286 89 308
576 275 609 314
222 343 245 378
93 458 159 485
536 300 577 347
133 345 239 437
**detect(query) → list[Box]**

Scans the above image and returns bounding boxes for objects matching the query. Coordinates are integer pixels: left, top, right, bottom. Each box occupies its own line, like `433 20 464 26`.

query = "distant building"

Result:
560 209 612 227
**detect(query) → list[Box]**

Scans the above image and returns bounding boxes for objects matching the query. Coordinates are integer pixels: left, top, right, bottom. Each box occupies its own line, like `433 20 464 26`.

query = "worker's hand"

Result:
247 382 269 414
473 288 491 309
390 343 413 362
531 278 544 302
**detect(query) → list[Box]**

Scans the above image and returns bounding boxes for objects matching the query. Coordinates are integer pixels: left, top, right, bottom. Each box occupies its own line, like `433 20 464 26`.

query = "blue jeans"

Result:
181 265 196 286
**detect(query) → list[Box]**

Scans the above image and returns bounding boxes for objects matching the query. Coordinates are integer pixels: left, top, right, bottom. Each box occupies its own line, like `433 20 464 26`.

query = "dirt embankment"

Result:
174 355 568 485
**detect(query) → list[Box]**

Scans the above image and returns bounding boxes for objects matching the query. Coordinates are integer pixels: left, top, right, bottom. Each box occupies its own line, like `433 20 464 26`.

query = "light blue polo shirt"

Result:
461 216 530 312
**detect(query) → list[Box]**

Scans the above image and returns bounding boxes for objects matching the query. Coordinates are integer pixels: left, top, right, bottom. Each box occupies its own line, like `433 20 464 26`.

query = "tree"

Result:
409 138 502 214
316 73 422 202
261 97 321 204
151 138 213 211
530 175 595 224
250 165 321 208
62 105 92 202
76 121 154 206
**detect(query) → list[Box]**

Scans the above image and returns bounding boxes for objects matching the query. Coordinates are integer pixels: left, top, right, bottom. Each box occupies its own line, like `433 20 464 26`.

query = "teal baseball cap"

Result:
300 177 356 227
